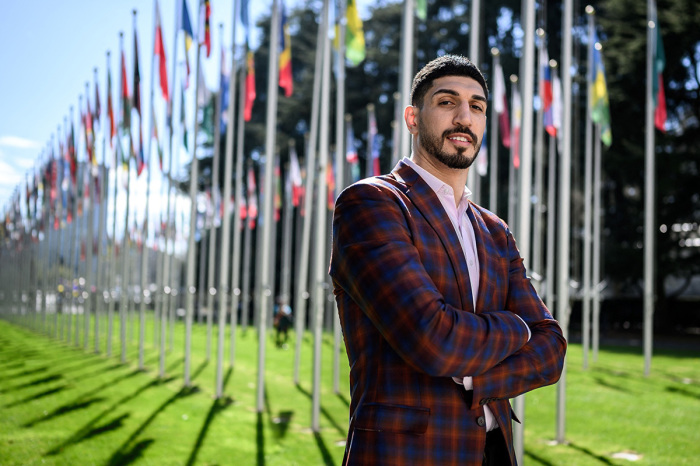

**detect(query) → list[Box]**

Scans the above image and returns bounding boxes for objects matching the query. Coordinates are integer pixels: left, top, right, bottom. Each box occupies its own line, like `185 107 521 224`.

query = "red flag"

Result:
107 62 116 147
493 61 511 148
244 49 256 122
278 1 293 97
199 0 212 58
653 22 667 132
154 0 169 102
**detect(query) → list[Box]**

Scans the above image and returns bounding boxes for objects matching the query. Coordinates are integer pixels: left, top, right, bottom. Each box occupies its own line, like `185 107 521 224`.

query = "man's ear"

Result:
404 105 419 135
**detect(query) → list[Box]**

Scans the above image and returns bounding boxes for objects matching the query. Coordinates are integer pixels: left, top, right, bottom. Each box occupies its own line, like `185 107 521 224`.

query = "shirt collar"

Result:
403 156 472 208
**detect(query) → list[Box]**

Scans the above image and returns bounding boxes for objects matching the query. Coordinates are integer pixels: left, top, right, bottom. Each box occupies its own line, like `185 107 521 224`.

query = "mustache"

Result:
443 127 479 147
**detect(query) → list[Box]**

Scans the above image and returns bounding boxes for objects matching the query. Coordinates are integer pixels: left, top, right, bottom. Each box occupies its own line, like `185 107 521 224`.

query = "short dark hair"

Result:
410 54 488 107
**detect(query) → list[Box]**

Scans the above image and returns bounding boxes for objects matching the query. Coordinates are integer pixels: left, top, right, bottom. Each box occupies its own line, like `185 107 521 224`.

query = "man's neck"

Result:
410 151 469 207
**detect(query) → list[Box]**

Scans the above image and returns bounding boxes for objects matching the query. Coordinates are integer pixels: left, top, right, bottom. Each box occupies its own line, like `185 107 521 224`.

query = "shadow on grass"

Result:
44 373 178 456
524 449 555 466
295 384 347 436
592 376 631 393
23 397 105 427
313 432 335 466
23 365 141 427
106 385 200 465
3 385 67 408
257 412 265 466
568 442 614 464
336 392 349 408
666 385 700 400
0 365 48 381
185 396 234 466
1 374 63 393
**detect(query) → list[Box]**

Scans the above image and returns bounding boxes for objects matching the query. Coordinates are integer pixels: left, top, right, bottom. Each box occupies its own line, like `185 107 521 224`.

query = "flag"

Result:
289 143 303 207
153 111 164 171
540 47 555 137
511 83 521 168
327 151 336 210
133 27 146 175
199 0 211 57
219 44 230 134
274 159 282 222
107 63 116 147
653 20 667 132
590 33 612 147
244 48 256 122
367 104 380 176
416 0 427 21
247 166 258 229
278 0 293 97
68 119 77 184
345 0 366 66
345 115 360 182
181 78 189 149
241 0 249 29
181 0 194 85
493 61 511 148
154 0 169 102
85 95 96 166
477 126 488 176
94 77 101 129
551 65 563 142
120 48 131 130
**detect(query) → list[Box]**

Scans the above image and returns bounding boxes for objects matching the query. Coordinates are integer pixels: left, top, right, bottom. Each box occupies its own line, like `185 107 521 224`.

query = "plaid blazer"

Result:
330 161 566 466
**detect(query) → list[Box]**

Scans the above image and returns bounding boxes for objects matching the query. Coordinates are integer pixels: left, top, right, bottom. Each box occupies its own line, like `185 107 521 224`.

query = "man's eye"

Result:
438 100 453 106
472 104 485 112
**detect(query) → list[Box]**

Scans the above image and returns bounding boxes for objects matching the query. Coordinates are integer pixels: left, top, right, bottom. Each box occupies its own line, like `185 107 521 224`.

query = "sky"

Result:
0 0 275 213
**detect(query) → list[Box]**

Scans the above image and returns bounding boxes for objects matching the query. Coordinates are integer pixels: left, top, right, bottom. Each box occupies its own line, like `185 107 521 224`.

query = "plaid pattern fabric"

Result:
330 160 566 466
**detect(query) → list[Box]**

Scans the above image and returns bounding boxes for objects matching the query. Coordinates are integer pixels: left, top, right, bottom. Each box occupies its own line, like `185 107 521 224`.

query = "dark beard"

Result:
418 119 480 169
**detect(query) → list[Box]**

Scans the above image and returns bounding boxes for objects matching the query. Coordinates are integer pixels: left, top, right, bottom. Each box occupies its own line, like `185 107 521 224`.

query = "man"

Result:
329 55 566 465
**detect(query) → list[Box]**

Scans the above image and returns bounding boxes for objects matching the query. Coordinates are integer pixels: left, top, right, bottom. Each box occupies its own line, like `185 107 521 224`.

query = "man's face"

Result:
415 76 487 170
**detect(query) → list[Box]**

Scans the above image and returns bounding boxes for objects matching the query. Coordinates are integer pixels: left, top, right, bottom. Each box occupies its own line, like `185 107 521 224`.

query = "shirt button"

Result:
477 416 486 427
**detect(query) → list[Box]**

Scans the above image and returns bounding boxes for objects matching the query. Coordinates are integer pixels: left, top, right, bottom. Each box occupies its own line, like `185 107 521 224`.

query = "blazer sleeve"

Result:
330 181 530 378
470 225 567 407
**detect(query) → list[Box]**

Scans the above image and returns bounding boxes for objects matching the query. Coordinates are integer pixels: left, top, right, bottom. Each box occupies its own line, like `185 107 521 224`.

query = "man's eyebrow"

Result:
431 88 487 103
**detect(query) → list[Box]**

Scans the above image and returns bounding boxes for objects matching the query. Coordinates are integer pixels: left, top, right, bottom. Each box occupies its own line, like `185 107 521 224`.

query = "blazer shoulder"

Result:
337 174 406 203
469 202 510 233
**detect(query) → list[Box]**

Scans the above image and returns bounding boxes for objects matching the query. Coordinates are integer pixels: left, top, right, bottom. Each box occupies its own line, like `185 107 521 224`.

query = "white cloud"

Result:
0 135 42 150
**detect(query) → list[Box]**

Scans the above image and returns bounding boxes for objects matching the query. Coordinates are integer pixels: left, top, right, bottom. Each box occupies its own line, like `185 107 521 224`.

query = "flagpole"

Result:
294 0 325 385
108 86 119 357
312 0 331 432
205 23 225 362
582 6 595 370
532 29 546 291
84 81 95 352
467 0 481 203
139 1 159 371
159 0 183 378
230 61 247 364
556 0 573 445
489 49 500 214
333 0 347 394
216 0 240 399
508 75 519 230
397 0 414 162
184 2 205 388
644 0 657 378
513 2 535 460
96 68 108 355
120 25 134 365
256 0 281 412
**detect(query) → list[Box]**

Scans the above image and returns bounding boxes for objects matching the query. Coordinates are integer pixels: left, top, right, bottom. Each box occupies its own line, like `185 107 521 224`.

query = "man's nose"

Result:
453 103 473 127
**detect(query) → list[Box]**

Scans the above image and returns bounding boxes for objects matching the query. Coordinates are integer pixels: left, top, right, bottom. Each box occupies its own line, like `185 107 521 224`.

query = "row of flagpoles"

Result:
0 1 669 463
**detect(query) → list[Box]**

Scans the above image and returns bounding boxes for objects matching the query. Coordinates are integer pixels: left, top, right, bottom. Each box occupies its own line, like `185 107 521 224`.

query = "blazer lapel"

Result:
392 161 474 312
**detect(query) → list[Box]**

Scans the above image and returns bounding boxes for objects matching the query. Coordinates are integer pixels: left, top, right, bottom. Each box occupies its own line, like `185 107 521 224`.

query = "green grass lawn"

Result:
0 311 699 465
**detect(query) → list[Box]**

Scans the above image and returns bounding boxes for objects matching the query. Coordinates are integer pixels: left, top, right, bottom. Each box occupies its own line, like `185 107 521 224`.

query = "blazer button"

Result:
477 416 486 427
